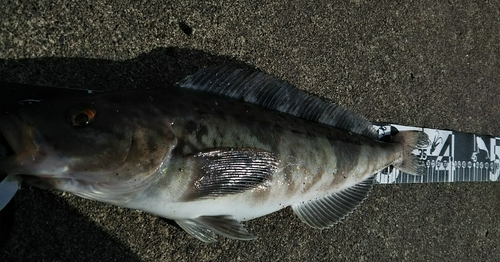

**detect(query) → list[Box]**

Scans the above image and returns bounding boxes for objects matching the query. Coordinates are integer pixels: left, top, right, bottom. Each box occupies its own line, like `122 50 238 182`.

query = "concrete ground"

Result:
0 1 499 261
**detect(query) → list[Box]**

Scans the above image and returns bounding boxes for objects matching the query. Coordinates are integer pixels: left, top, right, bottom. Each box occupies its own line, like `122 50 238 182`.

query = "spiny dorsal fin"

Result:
178 65 378 138
291 176 374 229
182 148 279 200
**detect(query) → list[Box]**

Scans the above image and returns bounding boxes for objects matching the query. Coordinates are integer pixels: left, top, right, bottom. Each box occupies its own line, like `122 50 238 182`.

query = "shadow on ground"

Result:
0 47 251 93
1 189 140 261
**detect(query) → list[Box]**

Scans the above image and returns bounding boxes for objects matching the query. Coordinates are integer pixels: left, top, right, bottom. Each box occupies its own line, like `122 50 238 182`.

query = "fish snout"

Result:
0 113 54 176
0 113 25 155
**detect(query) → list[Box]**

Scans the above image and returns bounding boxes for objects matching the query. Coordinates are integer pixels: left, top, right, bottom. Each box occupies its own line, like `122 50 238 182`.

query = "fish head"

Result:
0 91 177 204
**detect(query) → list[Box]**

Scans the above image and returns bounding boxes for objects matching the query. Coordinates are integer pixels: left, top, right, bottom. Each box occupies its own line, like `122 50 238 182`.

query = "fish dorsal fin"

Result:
178 65 378 138
182 148 279 200
291 176 374 229
176 215 256 242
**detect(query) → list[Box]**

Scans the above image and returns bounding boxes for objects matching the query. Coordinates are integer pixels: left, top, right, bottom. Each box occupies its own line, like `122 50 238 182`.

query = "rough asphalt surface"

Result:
0 1 499 261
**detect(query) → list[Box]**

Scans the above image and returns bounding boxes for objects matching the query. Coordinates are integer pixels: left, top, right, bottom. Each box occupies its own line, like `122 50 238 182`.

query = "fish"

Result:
0 66 428 242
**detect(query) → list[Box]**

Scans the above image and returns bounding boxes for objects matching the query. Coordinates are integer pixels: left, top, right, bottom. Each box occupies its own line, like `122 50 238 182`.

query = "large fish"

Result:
0 66 428 242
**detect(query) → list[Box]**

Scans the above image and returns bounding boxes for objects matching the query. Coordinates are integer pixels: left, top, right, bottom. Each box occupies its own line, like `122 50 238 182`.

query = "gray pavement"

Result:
0 1 499 261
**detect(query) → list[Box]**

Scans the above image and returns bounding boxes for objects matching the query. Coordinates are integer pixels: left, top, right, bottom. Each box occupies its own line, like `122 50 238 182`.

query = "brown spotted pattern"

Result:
143 88 404 212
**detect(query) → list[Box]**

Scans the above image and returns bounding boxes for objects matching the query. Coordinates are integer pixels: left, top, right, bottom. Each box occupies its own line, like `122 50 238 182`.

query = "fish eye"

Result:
67 107 97 127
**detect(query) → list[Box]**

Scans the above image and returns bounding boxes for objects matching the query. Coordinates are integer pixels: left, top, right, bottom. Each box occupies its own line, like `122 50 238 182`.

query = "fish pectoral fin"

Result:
291 176 374 229
176 215 256 242
185 148 279 199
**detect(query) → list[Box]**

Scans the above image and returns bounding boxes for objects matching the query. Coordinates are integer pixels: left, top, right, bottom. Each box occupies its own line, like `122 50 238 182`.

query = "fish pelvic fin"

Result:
176 215 256 243
392 131 429 176
291 176 374 229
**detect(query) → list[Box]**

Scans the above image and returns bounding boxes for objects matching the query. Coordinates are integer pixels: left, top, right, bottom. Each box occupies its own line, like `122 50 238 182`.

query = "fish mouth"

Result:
0 112 53 178
0 113 24 157
0 136 11 181
0 115 72 190
0 113 23 179
19 175 69 189
0 127 14 161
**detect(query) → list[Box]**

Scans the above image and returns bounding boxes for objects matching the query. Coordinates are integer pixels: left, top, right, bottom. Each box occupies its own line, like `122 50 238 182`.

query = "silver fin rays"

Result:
183 148 279 200
291 176 374 229
176 215 256 243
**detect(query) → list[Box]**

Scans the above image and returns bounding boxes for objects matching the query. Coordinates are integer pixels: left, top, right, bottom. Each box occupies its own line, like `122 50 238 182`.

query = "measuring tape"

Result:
373 123 500 184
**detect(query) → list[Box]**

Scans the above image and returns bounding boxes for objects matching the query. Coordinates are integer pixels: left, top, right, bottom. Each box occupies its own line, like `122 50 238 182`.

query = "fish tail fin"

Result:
392 131 429 176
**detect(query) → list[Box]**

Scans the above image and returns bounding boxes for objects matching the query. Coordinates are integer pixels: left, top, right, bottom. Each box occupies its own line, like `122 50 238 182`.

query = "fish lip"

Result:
0 113 22 177
0 112 24 155
19 174 66 188
0 112 54 177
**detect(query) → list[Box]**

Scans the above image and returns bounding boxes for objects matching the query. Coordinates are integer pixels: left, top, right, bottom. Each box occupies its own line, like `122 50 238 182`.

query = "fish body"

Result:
125 89 395 220
0 66 428 242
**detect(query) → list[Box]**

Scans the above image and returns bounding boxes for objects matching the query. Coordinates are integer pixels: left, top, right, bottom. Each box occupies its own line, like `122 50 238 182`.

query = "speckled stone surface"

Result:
1 1 499 261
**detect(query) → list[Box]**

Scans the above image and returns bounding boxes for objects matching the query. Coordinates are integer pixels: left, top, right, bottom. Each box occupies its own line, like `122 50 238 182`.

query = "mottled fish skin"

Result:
0 67 426 242
97 88 401 221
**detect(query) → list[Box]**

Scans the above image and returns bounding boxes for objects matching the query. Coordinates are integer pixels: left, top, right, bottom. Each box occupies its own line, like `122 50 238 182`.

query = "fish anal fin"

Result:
184 148 279 200
176 215 256 242
291 176 374 229
176 219 218 243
